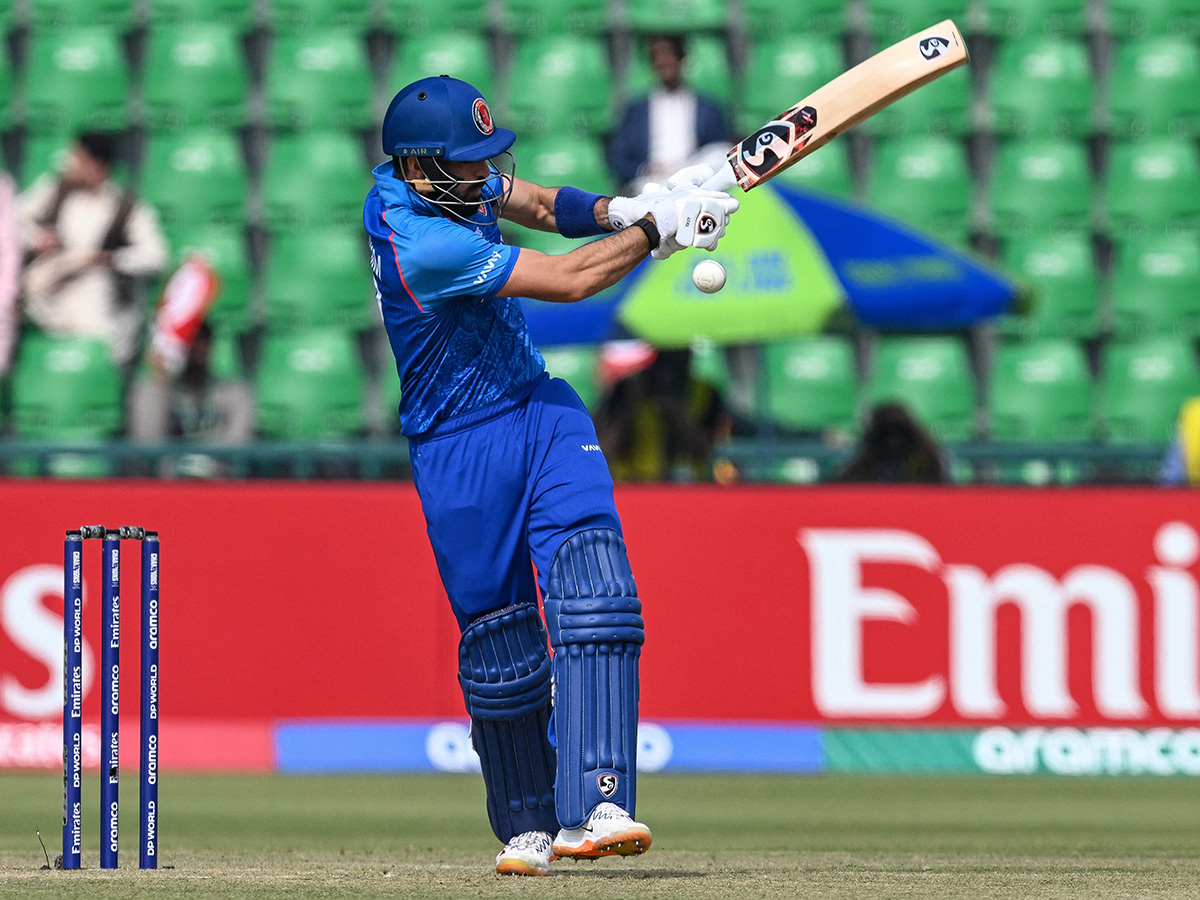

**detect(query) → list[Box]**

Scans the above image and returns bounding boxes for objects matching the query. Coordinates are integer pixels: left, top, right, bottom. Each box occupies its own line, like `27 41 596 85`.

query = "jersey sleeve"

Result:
402 219 520 306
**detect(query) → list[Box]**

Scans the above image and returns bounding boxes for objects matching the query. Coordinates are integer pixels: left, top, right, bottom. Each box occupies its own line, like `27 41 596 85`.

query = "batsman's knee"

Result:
544 529 644 648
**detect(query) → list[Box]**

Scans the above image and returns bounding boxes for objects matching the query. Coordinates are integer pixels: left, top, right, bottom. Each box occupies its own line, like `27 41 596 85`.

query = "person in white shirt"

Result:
607 34 731 193
17 132 168 365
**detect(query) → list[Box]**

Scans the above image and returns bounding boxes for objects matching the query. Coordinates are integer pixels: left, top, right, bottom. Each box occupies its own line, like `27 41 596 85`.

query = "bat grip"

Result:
701 162 738 192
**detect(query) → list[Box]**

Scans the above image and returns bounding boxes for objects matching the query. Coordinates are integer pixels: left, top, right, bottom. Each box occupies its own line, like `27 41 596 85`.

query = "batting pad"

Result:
459 603 559 841
544 529 644 828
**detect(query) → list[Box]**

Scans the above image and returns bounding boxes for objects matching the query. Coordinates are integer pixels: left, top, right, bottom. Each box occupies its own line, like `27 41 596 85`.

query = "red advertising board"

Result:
2 482 1199 769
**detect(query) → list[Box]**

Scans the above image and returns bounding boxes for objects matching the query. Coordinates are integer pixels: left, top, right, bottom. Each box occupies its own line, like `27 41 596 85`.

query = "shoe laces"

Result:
507 831 552 854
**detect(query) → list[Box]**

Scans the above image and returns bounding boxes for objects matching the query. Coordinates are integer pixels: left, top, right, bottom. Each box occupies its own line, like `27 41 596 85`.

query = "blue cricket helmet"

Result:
382 75 516 161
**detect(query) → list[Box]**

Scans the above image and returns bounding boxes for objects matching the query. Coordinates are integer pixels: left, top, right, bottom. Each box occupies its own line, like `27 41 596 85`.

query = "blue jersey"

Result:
364 162 546 438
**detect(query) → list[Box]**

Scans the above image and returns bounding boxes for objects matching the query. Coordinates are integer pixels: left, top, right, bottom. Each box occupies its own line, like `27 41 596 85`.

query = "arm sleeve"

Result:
112 201 169 276
403 220 520 307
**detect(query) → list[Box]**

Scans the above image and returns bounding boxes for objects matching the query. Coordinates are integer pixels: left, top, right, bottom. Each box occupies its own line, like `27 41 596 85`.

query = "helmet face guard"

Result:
401 151 516 223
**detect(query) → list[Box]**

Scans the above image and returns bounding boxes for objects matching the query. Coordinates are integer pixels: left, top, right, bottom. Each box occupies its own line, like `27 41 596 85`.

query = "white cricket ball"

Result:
692 259 727 294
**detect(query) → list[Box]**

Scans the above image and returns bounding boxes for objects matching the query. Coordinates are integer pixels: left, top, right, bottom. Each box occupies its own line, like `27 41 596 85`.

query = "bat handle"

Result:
701 161 738 192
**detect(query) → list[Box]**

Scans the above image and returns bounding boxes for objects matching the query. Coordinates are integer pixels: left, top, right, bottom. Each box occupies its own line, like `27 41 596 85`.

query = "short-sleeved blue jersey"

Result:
364 161 546 438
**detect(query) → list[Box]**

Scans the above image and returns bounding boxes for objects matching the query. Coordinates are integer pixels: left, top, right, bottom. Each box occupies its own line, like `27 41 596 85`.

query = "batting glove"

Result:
606 183 669 231
650 189 740 257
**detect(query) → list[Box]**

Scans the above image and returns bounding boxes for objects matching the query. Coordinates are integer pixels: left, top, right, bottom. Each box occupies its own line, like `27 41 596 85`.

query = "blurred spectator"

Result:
1159 397 1200 486
127 255 253 447
594 340 729 481
17 132 168 366
0 169 18 376
607 34 731 192
838 402 947 483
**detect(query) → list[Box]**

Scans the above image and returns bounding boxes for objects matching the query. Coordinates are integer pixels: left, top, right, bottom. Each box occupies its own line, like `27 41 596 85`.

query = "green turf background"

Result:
2 772 1199 898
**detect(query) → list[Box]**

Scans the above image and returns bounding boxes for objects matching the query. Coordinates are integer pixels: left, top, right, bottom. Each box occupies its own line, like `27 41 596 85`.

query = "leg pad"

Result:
459 603 559 841
544 529 644 828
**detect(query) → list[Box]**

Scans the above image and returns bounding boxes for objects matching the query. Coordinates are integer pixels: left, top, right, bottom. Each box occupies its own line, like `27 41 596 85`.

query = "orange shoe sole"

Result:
551 828 652 861
495 858 548 876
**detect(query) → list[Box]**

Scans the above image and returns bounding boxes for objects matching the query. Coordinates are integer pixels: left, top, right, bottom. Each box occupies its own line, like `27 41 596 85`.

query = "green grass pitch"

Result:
1 772 1198 898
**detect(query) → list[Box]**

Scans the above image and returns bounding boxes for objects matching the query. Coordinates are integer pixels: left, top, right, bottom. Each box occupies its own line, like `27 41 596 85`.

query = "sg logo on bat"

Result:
735 105 818 184
919 36 951 60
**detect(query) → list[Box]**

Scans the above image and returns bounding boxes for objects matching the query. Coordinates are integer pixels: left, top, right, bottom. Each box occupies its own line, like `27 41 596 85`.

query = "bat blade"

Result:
703 20 969 193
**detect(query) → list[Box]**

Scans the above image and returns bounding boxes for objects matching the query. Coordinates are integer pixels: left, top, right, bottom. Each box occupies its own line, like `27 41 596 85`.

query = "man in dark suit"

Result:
607 34 731 192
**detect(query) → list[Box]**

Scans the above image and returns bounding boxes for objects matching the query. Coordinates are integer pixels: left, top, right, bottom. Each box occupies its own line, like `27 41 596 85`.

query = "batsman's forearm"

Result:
558 224 651 302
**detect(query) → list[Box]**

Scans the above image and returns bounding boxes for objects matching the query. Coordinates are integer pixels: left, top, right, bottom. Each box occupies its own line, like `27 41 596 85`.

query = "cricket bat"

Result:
702 20 969 192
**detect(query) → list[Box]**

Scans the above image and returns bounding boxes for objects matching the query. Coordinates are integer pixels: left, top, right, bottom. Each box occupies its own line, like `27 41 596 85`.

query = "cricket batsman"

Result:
364 75 738 876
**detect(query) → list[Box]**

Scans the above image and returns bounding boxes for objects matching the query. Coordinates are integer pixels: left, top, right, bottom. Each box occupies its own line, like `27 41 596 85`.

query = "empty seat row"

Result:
681 335 1200 443
11 25 1200 139
7 330 389 441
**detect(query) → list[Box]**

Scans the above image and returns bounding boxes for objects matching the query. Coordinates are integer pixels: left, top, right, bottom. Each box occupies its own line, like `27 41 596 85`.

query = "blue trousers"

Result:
410 374 622 629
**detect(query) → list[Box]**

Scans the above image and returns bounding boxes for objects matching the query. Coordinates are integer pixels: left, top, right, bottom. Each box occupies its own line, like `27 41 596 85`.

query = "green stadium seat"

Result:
9 335 122 438
265 0 372 31
27 0 133 27
264 229 375 331
1103 139 1200 238
865 64 972 137
1108 38 1200 139
865 136 972 243
988 339 1092 441
1110 234 1200 337
1107 0 1200 39
1100 338 1200 442
743 0 845 37
539 346 600 410
147 0 256 28
505 36 613 138
392 32 494 98
988 139 1092 236
772 141 854 200
502 0 607 35
142 24 248 131
208 330 245 382
864 0 971 42
987 37 1094 138
140 130 247 232
737 37 843 138
384 0 487 34
982 0 1087 37
265 31 372 131
868 336 976 440
24 28 130 133
262 132 370 231
762 336 857 434
0 50 12 131
625 36 732 106
998 231 1099 339
518 134 613 194
625 0 728 32
256 331 366 439
169 225 253 333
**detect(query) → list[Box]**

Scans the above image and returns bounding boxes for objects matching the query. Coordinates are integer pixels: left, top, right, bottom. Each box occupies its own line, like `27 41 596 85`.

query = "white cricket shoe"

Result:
551 802 652 860
495 830 553 876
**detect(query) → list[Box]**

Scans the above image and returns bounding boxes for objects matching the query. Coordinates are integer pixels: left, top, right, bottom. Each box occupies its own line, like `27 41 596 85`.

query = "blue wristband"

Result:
554 186 608 238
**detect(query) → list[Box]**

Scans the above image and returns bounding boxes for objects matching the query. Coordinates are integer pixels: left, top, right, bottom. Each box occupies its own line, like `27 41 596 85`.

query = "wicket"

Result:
62 525 159 870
